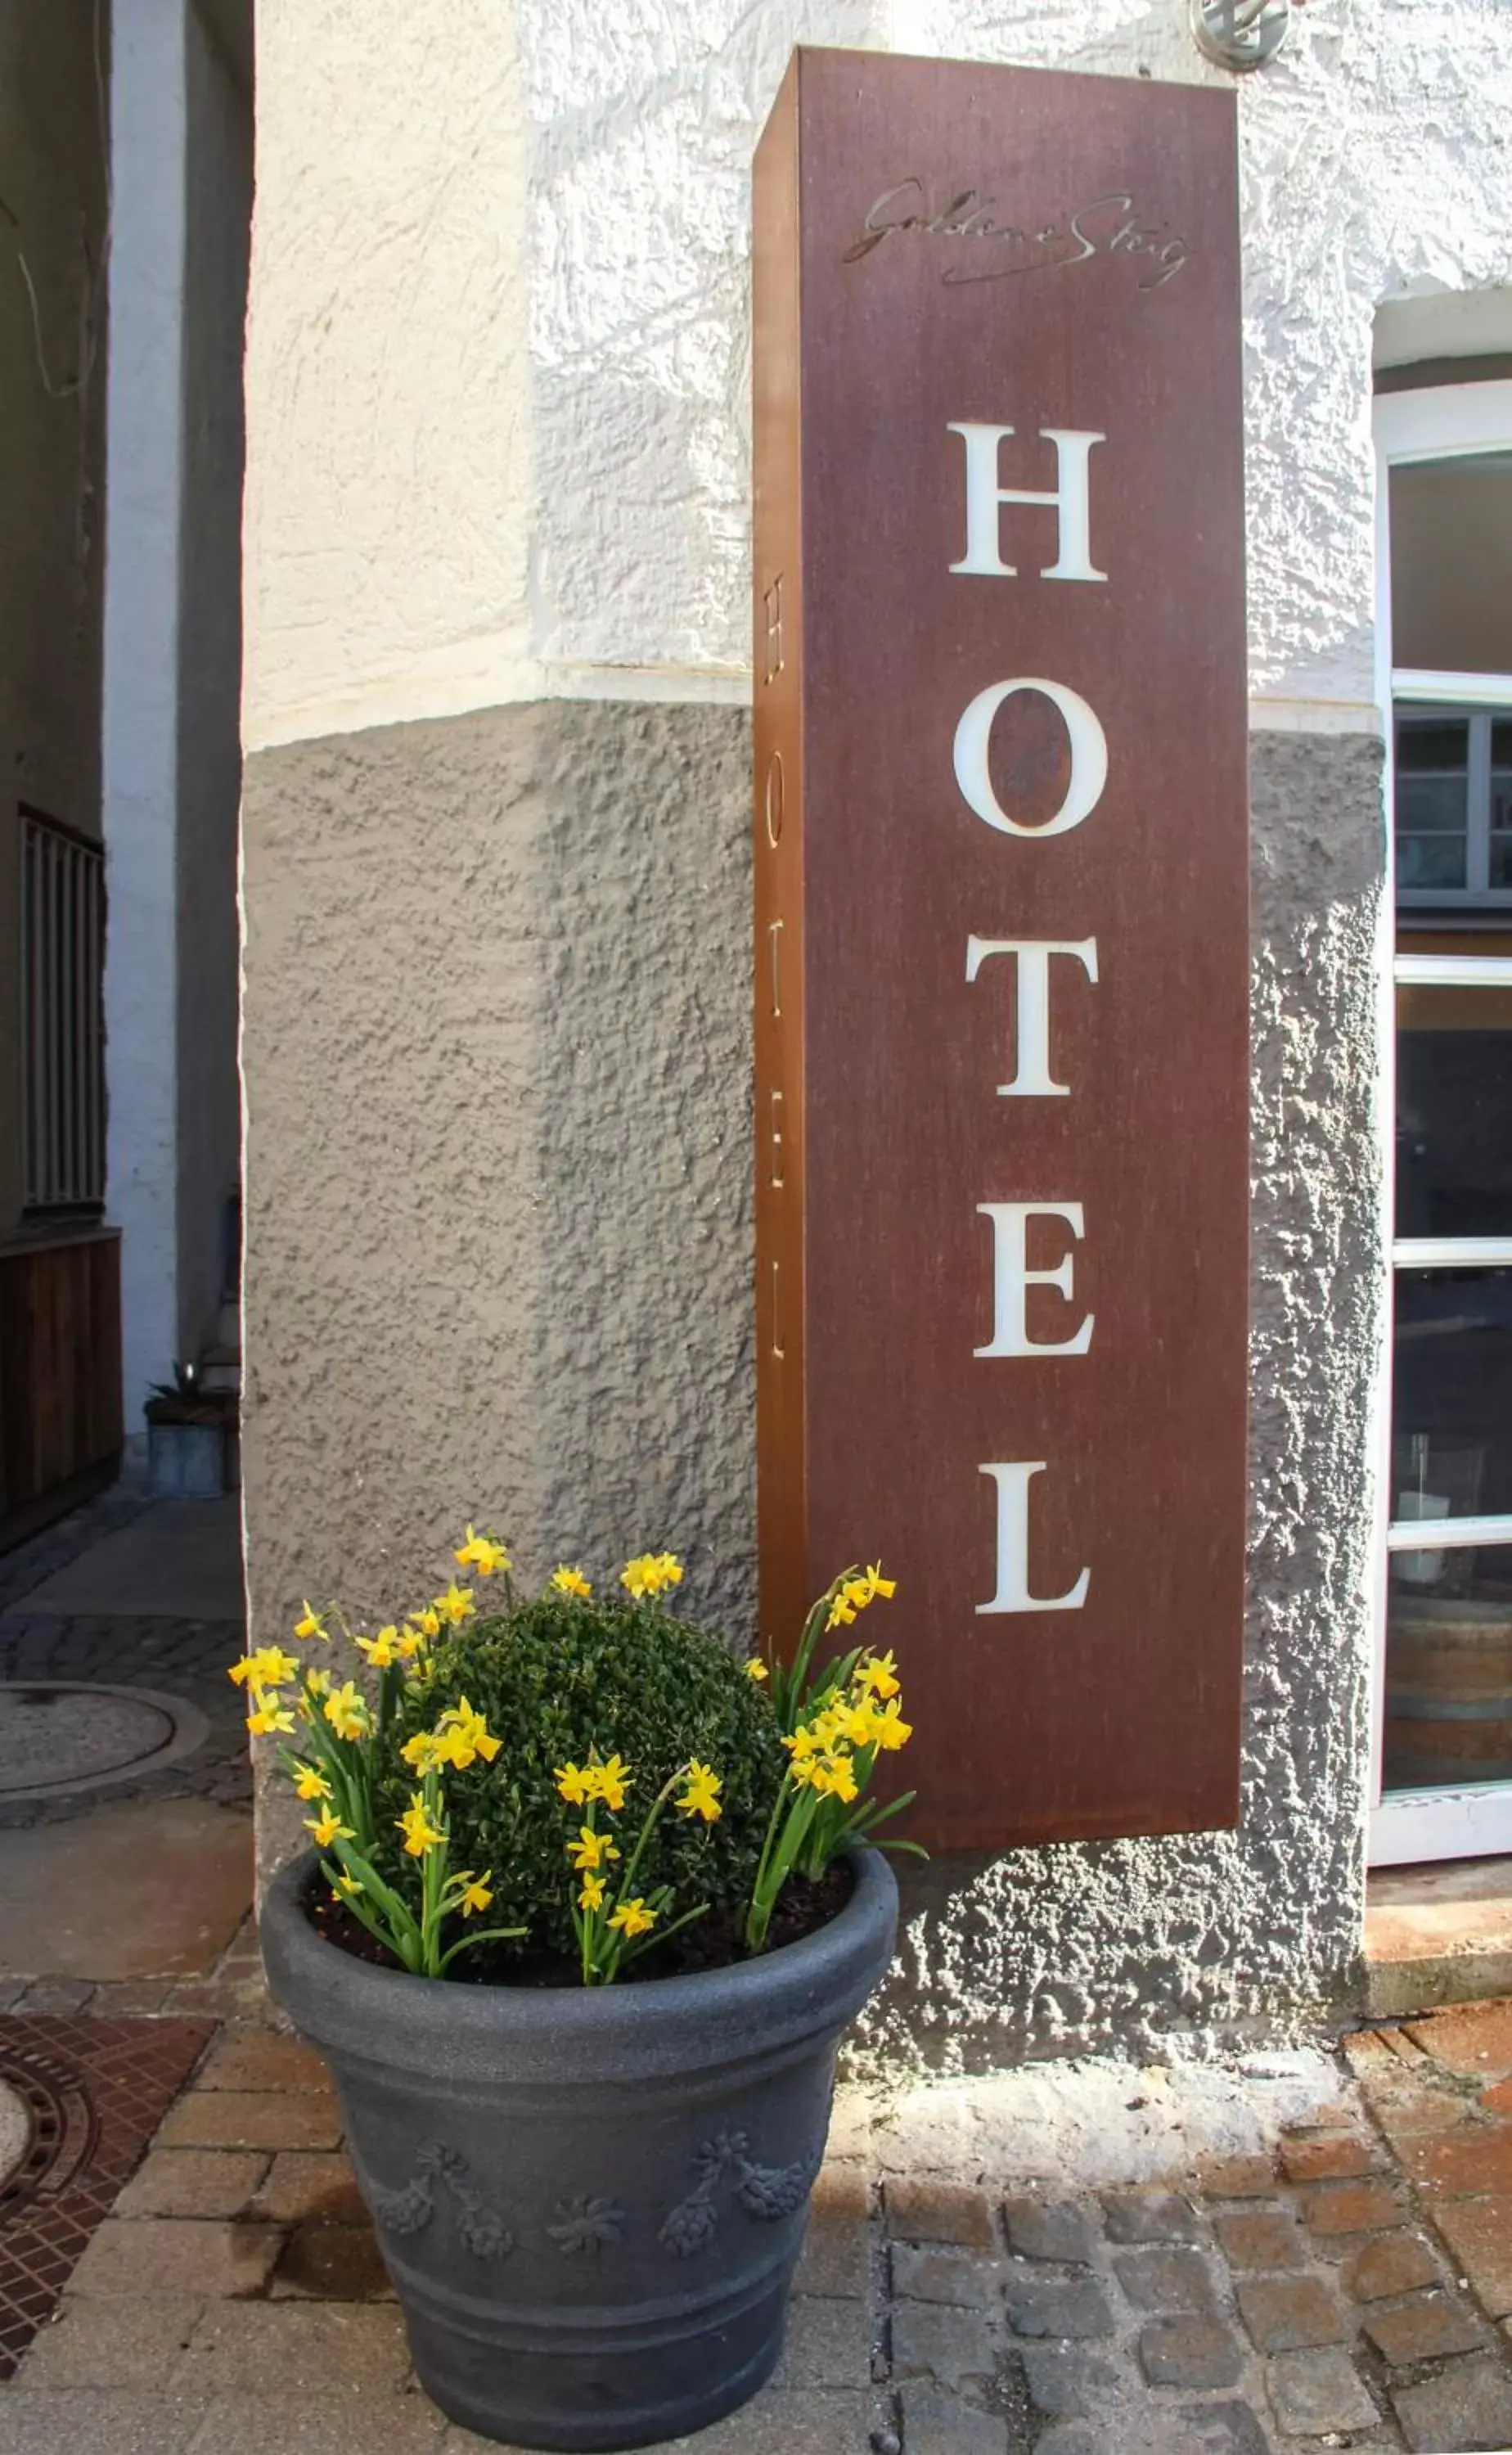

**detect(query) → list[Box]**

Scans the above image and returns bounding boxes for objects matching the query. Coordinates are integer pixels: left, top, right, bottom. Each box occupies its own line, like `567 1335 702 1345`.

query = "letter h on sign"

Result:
752 48 1249 1848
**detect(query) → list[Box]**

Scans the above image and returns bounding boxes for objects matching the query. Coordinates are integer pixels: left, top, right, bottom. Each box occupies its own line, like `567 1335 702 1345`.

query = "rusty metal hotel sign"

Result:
753 52 1249 1849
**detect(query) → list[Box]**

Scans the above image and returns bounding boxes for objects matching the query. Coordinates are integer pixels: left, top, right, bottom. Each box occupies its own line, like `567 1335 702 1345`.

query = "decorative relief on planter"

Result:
549 2195 626 2255
659 2128 822 2259
369 2144 515 2259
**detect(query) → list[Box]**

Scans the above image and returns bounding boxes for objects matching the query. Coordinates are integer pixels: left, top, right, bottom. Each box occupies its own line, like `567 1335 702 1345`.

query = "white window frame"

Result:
1370 380 1512 1867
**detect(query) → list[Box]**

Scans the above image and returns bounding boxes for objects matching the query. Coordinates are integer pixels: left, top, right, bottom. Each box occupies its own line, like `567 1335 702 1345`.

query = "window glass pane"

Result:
1395 713 1469 890
1390 453 1512 674
1493 722 1512 885
1392 1271 1512 1517
1396 984 1512 1234
1391 1268 1512 1786
1384 1565 1512 1795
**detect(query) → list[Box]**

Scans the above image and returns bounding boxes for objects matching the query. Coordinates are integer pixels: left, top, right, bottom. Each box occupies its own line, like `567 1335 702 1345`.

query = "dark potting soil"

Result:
304 1860 855 1988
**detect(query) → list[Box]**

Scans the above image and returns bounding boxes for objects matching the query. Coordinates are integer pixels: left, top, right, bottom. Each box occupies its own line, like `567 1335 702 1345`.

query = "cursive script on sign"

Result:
842 180 1188 291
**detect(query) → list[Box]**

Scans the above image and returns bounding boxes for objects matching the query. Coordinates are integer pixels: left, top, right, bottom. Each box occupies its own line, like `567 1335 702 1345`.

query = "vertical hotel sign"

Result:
753 52 1249 1849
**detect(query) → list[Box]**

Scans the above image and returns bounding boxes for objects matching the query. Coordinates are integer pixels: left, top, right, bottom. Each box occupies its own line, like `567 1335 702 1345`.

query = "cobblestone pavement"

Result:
2 1995 1512 2452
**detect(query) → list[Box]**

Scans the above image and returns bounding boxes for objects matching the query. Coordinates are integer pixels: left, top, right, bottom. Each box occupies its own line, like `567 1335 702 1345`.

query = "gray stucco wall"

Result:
243 702 1385 2058
241 700 757 1878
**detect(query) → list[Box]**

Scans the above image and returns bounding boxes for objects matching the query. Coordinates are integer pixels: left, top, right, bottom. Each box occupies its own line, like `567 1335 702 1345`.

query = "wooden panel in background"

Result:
0 1228 123 1548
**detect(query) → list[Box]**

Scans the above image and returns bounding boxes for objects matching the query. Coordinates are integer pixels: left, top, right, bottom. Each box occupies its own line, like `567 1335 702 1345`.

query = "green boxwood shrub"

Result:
371 1592 786 1957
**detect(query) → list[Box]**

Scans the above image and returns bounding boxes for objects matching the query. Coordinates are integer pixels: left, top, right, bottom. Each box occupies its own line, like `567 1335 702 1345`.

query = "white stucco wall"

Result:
245 0 1512 755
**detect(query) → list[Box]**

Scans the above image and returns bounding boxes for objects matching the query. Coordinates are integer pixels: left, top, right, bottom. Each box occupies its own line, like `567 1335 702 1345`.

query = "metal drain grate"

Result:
0 2016 212 2373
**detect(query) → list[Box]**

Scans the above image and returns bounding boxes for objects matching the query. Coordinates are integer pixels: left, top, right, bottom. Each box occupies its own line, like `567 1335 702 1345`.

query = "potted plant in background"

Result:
145 1361 237 1498
250 1530 918 2453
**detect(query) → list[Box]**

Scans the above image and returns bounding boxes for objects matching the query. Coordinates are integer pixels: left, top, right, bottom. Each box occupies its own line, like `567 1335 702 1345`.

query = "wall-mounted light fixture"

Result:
1190 0 1292 71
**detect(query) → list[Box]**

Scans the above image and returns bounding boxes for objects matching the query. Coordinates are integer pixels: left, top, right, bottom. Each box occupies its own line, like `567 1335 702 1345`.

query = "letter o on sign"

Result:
764 748 785 848
952 678 1108 837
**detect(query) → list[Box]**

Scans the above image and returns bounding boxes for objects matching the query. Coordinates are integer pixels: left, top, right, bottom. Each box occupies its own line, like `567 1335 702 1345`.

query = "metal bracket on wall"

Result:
1190 0 1293 72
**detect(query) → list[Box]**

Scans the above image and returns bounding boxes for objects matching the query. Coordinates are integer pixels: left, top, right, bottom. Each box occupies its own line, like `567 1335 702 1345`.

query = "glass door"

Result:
1371 385 1512 1866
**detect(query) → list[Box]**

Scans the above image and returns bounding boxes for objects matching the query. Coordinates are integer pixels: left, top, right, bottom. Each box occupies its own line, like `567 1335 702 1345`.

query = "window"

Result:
20 804 106 1214
1373 379 1512 1868
1395 709 1512 903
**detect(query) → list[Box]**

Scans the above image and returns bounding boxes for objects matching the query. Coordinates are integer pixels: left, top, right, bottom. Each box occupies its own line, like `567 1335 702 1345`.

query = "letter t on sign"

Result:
965 936 1098 1097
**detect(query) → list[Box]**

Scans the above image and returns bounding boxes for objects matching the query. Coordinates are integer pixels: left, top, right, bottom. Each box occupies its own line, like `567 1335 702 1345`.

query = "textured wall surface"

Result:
245 0 1512 750
241 700 756 1875
244 0 534 746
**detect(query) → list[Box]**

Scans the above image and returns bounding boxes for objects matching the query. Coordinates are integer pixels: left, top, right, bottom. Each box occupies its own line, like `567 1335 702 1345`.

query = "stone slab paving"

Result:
7 2007 1512 2450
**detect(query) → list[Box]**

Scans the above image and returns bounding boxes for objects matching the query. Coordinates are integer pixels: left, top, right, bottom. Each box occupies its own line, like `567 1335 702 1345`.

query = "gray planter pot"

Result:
146 1418 226 1498
262 1847 897 2452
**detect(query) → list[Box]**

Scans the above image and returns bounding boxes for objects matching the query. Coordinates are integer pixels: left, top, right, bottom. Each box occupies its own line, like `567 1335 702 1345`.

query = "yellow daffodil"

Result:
551 1565 592 1598
608 1898 657 1939
293 1602 328 1642
677 1762 723 1823
788 1751 826 1790
619 1552 683 1600
811 1752 859 1804
858 1562 897 1602
323 1680 370 1741
569 1826 622 1872
578 1872 606 1913
401 1729 448 1775
304 1665 333 1698
587 1755 631 1811
457 1872 494 1917
855 1649 900 1701
871 1698 912 1750
357 1625 401 1669
841 1700 884 1750
395 1627 427 1662
304 1809 355 1849
230 1646 298 1691
556 1761 594 1805
333 1872 361 1899
826 1592 858 1631
783 1723 821 1761
398 1792 447 1857
246 1696 295 1737
434 1697 501 1768
434 1582 475 1627
293 1764 332 1802
409 1606 441 1640
745 1656 769 1682
455 1525 511 1578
